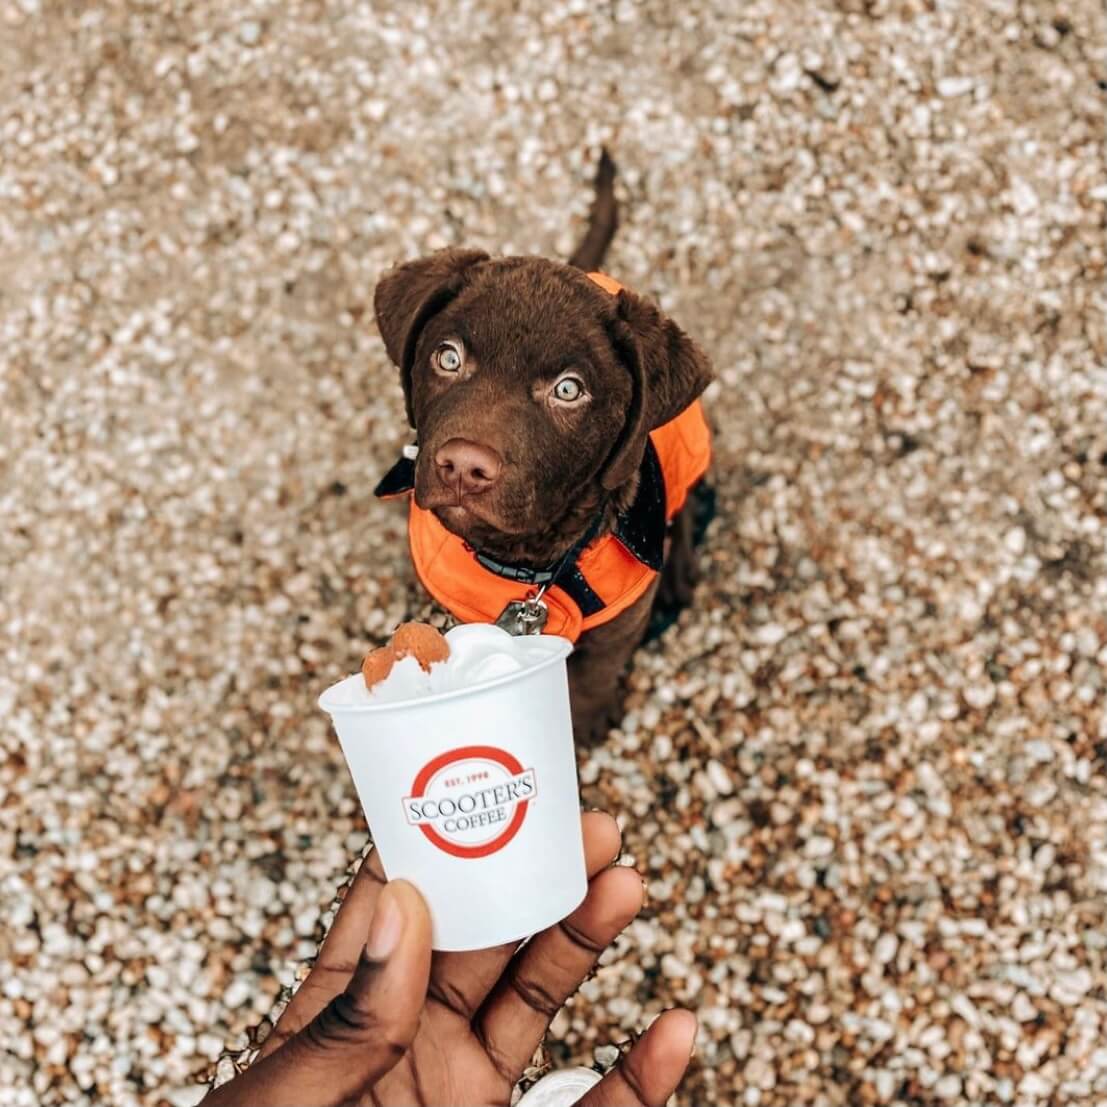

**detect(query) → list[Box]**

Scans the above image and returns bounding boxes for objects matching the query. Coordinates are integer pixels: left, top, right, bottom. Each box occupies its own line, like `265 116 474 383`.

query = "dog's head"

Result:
373 250 712 561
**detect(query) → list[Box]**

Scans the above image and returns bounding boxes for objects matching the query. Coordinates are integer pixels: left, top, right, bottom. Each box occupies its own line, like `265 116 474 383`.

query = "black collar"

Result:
373 439 666 579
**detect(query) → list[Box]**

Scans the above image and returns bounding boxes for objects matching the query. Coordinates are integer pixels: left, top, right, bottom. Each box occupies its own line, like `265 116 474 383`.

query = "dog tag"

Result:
495 598 548 636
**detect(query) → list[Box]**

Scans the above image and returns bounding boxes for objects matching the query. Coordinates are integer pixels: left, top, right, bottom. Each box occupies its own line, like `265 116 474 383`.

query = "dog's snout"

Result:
434 438 503 496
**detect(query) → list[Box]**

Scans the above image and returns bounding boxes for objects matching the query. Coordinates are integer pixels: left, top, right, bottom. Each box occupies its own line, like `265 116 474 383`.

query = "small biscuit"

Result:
361 646 395 690
391 621 450 672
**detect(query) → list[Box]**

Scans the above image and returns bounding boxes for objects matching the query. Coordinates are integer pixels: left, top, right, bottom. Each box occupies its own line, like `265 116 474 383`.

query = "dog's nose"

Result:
434 438 503 496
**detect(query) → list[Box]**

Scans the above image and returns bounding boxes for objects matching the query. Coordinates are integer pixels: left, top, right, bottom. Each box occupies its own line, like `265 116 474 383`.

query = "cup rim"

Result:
318 633 574 715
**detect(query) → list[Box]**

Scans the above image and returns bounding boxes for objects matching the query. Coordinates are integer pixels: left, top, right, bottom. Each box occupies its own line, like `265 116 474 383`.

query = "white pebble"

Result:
1004 526 1027 554
804 835 835 859
222 978 252 1009
874 932 898 964
935 1074 961 1099
706 759 733 795
937 76 975 97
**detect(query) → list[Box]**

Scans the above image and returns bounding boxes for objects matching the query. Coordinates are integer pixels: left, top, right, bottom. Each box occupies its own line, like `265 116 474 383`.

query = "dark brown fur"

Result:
373 153 713 742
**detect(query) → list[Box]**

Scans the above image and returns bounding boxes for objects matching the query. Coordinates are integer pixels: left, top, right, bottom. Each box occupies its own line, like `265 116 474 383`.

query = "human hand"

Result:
202 812 696 1106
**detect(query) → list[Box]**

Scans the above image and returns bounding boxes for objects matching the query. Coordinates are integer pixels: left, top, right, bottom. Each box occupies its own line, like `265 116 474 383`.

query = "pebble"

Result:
706 759 733 796
873 933 898 965
937 76 975 97
222 979 252 1011
935 1074 962 1099
950 994 979 1028
293 908 319 938
1012 993 1038 1023
594 1044 620 1069
1004 527 1028 556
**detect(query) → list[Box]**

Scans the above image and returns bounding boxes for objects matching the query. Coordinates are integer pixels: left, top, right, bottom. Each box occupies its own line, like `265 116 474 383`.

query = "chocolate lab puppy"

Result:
372 154 714 743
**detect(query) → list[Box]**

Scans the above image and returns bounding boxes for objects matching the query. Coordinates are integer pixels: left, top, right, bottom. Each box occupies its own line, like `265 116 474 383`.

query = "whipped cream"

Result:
327 624 568 708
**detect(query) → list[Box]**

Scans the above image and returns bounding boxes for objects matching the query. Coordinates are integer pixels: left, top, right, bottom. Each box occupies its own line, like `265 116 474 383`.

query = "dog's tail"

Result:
568 147 618 272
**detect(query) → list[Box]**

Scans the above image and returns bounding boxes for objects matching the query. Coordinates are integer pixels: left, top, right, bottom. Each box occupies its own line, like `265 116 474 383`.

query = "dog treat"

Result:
361 621 452 691
361 646 395 690
391 621 451 672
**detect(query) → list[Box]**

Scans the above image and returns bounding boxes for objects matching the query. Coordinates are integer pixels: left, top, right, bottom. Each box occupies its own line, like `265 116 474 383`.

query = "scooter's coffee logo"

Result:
404 745 537 858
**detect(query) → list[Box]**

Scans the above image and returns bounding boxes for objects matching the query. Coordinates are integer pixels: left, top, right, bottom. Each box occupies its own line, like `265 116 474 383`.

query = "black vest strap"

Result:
373 454 416 498
612 439 666 571
556 565 607 616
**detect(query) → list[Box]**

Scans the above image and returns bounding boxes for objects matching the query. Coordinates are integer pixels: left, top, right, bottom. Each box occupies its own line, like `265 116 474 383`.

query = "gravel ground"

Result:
3 2 1106 1105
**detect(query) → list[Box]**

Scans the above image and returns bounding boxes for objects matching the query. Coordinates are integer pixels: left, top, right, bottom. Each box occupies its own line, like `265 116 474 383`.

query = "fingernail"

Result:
365 885 403 962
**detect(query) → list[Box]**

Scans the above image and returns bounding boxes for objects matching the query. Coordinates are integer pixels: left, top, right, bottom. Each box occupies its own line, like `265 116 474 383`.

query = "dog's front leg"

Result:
567 581 658 746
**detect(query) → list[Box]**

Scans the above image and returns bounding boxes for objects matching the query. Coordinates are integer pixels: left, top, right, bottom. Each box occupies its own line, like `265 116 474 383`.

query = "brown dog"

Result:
372 154 714 742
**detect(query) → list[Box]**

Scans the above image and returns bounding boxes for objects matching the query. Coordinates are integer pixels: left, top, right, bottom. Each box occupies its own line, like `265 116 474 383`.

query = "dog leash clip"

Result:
495 584 549 636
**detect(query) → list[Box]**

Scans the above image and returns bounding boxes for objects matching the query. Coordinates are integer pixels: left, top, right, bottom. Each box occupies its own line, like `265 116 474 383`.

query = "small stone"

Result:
744 1057 776 1090
804 835 835 859
964 682 996 709
950 994 979 1027
223 978 252 1009
937 76 975 97
1012 993 1037 1022
935 1074 961 1099
1033 842 1056 870
874 932 898 964
753 624 788 646
293 907 318 937
706 759 733 795
660 954 687 979
1018 1072 1053 1098
1004 527 1027 555
594 1044 620 1068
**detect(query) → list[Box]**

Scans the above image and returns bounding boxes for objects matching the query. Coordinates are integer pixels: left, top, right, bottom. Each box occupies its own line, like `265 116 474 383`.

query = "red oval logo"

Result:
404 745 537 859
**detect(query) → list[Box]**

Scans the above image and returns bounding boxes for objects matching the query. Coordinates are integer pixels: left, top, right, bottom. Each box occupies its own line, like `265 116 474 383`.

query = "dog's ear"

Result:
373 248 489 426
601 288 714 490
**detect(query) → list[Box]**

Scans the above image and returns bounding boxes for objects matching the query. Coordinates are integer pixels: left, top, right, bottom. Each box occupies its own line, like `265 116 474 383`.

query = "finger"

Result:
575 1010 698 1107
257 850 388 1059
427 811 622 1022
475 864 644 1080
205 881 432 1107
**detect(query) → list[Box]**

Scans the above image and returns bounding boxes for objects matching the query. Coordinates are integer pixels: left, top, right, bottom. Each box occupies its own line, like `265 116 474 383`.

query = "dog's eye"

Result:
553 376 585 402
433 343 463 374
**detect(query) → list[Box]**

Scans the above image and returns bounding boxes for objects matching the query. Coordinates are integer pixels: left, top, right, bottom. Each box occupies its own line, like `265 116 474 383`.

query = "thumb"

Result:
574 1010 697 1107
206 880 432 1107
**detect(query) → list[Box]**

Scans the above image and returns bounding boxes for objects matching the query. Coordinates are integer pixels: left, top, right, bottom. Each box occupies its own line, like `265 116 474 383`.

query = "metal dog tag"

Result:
495 598 548 636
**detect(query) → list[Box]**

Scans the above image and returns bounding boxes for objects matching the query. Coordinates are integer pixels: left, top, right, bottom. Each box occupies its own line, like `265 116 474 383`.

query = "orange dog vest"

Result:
375 273 712 642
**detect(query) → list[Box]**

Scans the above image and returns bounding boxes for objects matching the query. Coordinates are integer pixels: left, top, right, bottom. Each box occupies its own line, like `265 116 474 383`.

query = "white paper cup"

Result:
319 634 587 951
